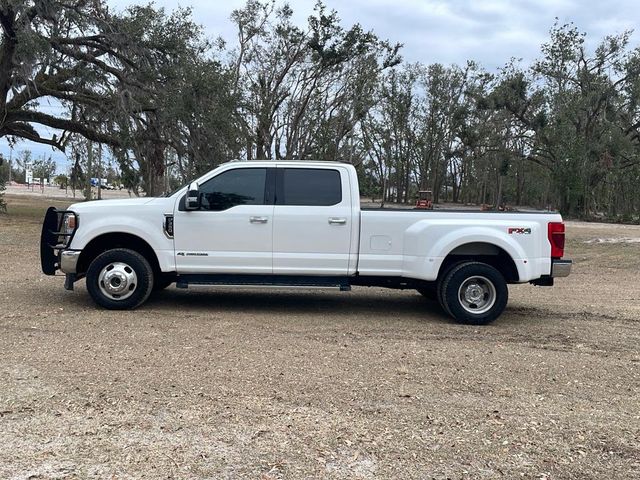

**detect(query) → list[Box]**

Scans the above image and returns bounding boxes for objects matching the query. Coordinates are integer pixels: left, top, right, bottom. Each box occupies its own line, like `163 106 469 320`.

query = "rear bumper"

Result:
551 259 572 278
530 258 572 286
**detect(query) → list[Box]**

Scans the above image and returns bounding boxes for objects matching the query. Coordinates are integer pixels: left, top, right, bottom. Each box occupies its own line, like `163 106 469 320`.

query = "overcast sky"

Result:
3 0 640 173
108 0 640 69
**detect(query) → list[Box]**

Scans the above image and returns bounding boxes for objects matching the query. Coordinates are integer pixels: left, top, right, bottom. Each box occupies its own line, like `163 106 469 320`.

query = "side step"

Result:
175 274 351 291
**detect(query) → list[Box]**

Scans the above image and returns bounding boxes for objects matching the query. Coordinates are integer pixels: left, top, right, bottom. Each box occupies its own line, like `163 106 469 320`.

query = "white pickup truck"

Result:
41 161 571 324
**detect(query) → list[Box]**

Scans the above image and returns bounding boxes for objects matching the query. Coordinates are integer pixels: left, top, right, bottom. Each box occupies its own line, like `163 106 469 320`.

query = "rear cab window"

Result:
277 168 342 206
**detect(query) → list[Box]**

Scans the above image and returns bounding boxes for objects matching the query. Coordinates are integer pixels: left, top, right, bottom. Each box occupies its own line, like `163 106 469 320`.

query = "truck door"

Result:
173 167 275 273
272 167 352 275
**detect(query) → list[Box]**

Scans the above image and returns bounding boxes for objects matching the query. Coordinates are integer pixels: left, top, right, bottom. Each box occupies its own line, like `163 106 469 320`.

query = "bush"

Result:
0 158 6 213
0 178 6 213
55 174 68 189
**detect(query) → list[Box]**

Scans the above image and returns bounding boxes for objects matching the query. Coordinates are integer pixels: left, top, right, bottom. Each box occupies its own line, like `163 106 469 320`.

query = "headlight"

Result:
61 212 77 246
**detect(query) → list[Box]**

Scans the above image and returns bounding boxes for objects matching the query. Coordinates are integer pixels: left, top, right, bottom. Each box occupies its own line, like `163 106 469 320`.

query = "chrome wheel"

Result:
98 262 138 301
457 275 496 314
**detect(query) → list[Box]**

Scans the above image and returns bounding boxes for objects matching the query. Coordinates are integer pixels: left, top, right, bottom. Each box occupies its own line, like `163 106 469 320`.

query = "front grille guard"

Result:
40 207 78 275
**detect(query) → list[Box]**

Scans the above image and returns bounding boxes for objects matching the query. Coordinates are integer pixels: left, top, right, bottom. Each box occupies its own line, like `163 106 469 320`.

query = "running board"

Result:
175 274 352 291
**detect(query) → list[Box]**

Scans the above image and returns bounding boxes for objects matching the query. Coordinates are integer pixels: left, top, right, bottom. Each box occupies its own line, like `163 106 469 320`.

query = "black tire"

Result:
437 274 452 317
86 248 154 310
437 262 467 317
416 283 437 301
440 261 508 325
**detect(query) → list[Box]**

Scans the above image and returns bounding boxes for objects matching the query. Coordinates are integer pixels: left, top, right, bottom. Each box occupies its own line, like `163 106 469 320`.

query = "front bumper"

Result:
551 259 572 277
40 207 78 275
60 250 81 274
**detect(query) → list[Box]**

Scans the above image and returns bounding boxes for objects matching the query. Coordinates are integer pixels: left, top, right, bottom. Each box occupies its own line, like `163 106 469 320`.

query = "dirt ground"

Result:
0 195 638 479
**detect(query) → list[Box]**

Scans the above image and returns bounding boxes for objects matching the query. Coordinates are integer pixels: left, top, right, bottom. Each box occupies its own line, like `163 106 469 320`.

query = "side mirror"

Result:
185 182 200 210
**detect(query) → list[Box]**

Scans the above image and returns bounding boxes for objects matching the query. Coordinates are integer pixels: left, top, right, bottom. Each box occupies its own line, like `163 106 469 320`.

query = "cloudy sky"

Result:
107 0 639 69
3 0 640 172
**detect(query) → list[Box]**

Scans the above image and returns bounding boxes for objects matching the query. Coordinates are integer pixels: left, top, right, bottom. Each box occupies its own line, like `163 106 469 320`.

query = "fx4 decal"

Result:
508 227 532 235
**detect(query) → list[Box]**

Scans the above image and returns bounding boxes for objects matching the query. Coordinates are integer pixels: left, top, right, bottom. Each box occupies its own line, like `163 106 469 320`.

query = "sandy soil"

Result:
0 195 638 479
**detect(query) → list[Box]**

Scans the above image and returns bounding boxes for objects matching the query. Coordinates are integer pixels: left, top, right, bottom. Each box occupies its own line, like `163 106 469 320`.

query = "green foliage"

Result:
31 156 56 182
2 3 640 219
488 21 640 217
0 158 6 213
0 155 8 183
54 174 68 189
230 0 401 161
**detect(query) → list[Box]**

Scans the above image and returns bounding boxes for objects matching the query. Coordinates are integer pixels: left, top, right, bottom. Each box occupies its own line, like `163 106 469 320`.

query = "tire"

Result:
437 274 452 317
440 261 508 325
416 283 437 301
437 262 467 317
86 248 154 310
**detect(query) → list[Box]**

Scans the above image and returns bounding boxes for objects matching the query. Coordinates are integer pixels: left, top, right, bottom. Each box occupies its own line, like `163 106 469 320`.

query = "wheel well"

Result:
77 232 161 277
438 242 519 283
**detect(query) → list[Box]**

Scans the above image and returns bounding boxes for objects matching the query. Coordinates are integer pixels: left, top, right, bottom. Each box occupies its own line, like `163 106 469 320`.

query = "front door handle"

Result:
250 216 269 224
328 217 347 225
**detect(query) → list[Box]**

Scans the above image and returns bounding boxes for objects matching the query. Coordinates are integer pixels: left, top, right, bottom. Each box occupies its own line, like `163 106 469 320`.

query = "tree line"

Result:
1 0 640 220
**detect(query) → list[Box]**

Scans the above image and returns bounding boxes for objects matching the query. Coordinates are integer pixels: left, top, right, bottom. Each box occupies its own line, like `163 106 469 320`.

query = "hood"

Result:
68 197 158 213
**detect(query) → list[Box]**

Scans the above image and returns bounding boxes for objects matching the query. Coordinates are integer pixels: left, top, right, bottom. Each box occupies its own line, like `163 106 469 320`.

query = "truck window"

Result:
279 168 342 206
199 168 267 211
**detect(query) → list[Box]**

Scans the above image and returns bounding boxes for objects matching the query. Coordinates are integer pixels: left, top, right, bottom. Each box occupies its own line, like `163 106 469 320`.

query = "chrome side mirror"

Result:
185 182 200 210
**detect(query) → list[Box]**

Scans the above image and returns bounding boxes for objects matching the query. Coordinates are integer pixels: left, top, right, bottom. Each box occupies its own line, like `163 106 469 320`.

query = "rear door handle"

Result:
250 216 268 224
328 217 347 225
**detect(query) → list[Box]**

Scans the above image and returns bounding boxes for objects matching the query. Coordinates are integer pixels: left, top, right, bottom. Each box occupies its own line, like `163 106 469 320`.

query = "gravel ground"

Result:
0 196 639 479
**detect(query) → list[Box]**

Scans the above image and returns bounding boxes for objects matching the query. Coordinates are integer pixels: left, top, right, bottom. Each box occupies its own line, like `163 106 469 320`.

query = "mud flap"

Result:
64 274 76 291
531 276 554 286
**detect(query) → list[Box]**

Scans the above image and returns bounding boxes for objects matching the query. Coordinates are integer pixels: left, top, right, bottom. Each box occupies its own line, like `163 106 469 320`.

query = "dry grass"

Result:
0 195 639 479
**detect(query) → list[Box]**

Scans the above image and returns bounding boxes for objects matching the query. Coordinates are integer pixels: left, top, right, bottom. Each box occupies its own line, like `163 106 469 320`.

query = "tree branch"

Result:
6 110 122 147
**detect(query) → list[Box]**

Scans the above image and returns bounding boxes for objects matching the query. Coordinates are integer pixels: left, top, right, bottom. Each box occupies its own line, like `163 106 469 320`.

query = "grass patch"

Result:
2 195 72 220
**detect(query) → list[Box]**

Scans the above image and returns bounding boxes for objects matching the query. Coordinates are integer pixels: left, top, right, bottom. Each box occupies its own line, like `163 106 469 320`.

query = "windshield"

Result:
165 180 192 198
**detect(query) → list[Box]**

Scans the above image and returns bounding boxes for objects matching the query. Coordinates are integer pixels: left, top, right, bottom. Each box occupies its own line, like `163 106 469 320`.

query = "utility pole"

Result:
97 143 102 200
72 154 79 199
85 141 93 201
8 147 12 184
40 154 45 193
165 154 171 195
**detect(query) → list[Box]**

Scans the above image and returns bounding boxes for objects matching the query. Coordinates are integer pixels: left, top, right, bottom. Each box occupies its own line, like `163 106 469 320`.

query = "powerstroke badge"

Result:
508 227 532 235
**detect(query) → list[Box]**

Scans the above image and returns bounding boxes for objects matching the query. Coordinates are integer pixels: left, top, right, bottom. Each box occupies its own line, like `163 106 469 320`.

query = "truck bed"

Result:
356 209 563 283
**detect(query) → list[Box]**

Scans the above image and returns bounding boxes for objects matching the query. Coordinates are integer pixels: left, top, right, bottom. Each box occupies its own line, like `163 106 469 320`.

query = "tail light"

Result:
548 222 565 258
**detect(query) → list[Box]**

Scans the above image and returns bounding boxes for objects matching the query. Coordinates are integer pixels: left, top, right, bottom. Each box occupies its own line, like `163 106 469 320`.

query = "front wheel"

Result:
86 248 154 310
439 262 508 325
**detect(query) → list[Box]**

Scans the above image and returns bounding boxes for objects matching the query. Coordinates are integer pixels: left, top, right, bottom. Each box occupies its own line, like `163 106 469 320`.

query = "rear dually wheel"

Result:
439 261 508 325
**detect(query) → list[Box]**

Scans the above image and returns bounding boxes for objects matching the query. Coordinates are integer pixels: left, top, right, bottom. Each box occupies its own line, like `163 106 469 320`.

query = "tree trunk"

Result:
495 174 504 208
